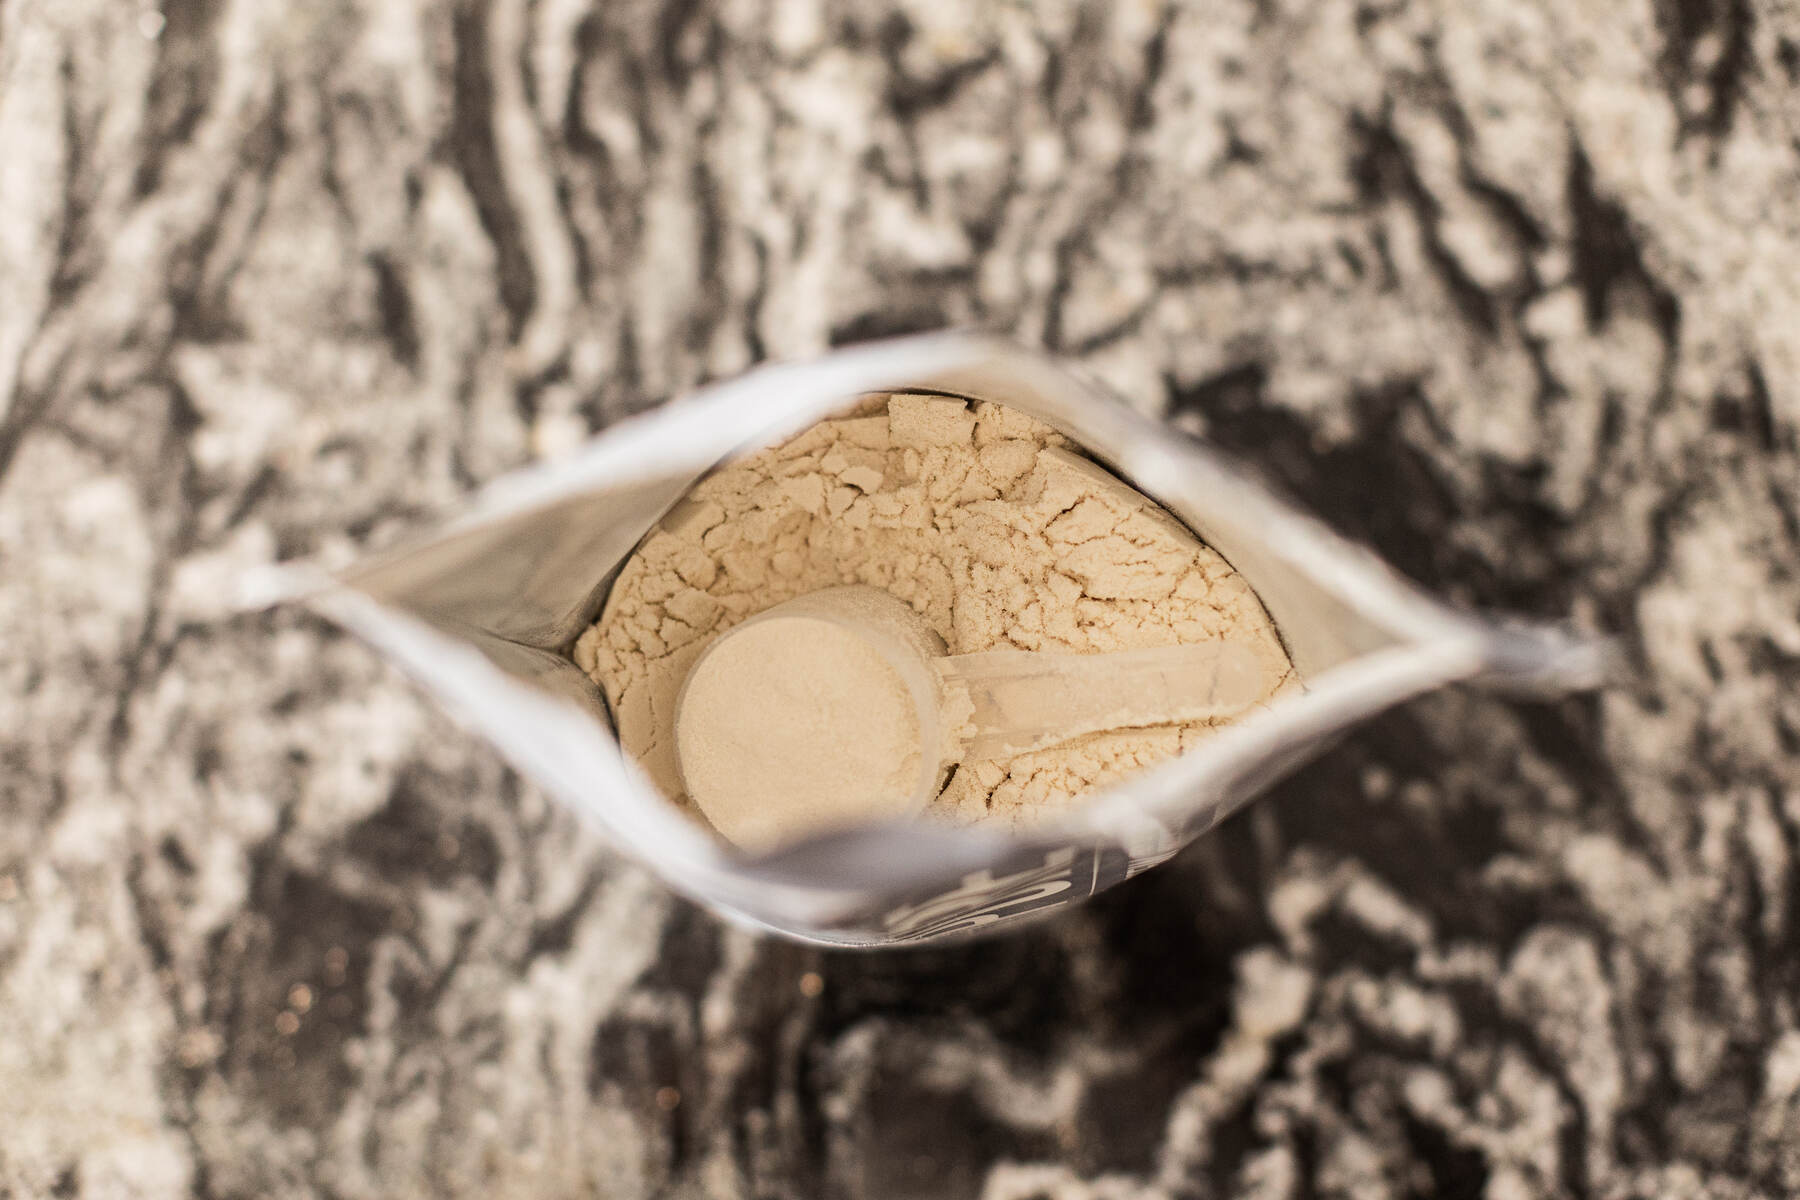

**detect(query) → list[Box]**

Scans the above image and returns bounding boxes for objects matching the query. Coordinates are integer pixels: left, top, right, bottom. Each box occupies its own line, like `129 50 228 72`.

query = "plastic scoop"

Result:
673 586 1268 851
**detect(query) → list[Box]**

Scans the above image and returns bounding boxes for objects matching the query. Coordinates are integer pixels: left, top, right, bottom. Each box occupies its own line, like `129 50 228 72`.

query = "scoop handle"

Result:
935 640 1268 760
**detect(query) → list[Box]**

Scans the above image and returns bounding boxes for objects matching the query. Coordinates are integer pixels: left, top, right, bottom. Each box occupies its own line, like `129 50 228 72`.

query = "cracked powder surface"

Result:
573 393 1296 833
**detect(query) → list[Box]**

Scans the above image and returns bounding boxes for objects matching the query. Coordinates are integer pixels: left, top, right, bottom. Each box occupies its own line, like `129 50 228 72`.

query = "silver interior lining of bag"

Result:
291 335 1591 940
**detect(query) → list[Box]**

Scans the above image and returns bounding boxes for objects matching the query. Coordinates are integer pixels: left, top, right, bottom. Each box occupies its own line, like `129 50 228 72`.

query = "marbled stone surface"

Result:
5 1 1800 1196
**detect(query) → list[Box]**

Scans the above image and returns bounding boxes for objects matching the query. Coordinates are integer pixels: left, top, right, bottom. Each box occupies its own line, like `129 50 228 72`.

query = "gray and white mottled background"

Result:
4 1 1800 1196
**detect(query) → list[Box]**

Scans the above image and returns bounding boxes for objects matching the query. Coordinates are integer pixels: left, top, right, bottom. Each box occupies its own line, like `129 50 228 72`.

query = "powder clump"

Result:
574 394 1295 833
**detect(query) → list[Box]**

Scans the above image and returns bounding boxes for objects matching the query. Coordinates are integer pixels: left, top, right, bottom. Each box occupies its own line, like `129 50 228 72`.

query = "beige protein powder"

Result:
675 609 931 851
573 393 1295 839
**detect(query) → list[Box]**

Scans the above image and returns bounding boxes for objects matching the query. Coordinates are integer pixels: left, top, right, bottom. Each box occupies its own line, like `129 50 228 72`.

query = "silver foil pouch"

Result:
266 335 1601 946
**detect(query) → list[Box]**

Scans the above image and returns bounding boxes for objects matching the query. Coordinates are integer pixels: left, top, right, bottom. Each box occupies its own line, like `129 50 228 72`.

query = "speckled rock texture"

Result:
4 1 1799 1196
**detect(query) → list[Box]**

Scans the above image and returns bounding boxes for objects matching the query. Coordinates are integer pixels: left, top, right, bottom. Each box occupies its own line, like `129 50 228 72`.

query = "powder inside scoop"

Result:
674 615 925 851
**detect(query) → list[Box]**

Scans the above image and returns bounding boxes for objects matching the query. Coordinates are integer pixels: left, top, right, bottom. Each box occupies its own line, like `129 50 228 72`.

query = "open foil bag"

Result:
262 335 1604 946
